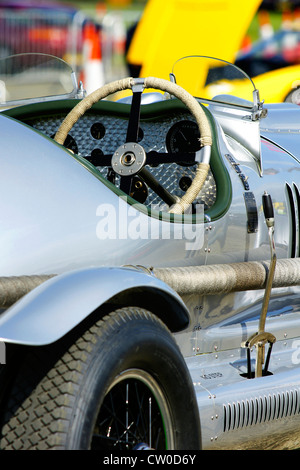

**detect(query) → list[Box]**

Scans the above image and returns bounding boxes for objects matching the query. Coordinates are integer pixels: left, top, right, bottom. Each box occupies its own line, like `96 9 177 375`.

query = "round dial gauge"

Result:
166 120 201 154
91 122 105 140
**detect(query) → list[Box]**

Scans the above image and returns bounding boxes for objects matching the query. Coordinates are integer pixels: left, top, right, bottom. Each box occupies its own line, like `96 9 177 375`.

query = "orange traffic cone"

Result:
240 35 252 53
294 7 300 24
282 10 293 30
82 23 105 94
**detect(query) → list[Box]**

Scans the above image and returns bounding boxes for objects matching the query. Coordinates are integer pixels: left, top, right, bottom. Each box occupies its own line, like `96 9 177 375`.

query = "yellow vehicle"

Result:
202 62 300 104
222 64 300 103
126 0 300 104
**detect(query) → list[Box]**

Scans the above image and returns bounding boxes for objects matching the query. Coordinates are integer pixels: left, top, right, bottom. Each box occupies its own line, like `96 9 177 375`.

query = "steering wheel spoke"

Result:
126 88 143 144
54 76 212 214
138 168 177 207
146 151 197 166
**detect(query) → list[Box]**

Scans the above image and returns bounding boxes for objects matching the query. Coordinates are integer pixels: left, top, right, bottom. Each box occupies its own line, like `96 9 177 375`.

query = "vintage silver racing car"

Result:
0 53 300 450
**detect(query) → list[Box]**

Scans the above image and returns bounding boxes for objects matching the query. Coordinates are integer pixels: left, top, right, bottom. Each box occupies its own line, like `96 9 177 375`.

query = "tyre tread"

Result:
0 308 198 450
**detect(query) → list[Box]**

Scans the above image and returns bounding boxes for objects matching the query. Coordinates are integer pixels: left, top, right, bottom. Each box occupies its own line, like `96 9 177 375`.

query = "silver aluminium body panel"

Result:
1 94 300 449
177 100 300 449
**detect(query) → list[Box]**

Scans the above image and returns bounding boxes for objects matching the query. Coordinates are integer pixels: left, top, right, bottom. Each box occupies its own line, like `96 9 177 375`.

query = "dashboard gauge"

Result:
166 120 201 155
90 122 105 140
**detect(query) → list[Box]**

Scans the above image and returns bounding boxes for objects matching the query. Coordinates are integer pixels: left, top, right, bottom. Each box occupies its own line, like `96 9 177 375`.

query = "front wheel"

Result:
0 307 201 450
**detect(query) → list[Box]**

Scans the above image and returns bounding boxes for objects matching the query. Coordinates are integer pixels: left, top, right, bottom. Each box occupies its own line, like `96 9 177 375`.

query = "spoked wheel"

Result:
92 369 173 450
0 308 201 450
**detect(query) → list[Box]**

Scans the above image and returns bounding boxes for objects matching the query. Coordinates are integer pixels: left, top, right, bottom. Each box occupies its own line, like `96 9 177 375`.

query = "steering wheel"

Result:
54 76 212 214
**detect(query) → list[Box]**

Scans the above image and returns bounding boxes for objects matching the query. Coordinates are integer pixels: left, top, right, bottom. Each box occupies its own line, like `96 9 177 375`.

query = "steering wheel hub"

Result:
112 142 146 176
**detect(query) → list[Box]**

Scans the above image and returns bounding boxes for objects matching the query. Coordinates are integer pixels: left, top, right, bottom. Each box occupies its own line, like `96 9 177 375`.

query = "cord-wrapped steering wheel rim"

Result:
54 76 212 214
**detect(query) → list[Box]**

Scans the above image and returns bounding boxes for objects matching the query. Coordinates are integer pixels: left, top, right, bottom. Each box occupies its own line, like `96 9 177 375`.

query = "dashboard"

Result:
8 102 217 209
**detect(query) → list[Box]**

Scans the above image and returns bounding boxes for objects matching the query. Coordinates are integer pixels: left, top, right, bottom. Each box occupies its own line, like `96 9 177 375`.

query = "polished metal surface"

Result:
2 83 300 449
260 102 300 160
112 142 146 176
0 266 189 345
186 337 300 449
0 113 209 276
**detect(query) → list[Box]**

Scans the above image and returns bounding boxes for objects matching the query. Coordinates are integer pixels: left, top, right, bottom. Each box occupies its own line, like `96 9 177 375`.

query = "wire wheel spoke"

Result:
91 370 170 450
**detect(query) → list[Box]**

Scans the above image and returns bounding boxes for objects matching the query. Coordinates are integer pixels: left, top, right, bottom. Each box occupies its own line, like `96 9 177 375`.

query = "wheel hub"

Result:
112 142 146 176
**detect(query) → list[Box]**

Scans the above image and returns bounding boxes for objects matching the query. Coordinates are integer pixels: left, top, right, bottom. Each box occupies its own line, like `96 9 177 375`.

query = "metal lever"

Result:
259 192 276 336
242 192 277 378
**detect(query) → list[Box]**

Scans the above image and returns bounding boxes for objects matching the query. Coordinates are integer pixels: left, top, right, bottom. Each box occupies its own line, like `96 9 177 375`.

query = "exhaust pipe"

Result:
0 257 299 309
152 257 300 296
0 275 55 308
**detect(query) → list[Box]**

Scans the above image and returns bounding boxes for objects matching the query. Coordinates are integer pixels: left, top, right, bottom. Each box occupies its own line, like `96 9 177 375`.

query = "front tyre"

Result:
0 307 201 450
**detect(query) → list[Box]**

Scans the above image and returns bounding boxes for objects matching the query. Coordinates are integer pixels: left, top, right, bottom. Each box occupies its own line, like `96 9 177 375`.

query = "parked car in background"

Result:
236 28 300 77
